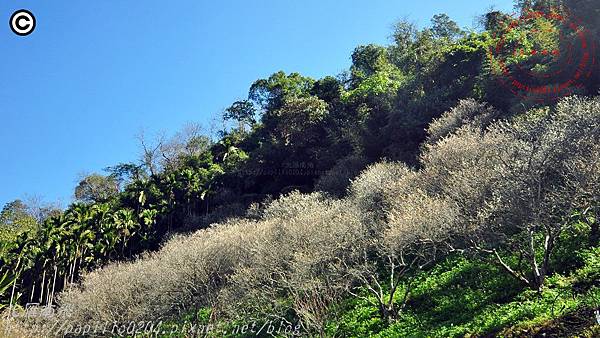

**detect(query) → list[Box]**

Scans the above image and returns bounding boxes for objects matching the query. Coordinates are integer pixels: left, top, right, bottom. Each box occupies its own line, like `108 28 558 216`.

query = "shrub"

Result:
221 192 366 335
56 218 260 329
348 161 414 229
425 99 500 146
315 155 368 197
53 192 366 336
384 190 458 259
345 161 456 321
421 96 600 291
420 125 511 238
0 316 35 338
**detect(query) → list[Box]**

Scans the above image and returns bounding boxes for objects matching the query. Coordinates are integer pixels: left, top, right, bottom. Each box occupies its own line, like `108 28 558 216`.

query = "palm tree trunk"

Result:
30 283 35 303
71 256 80 284
45 277 51 305
50 265 57 305
69 261 75 285
39 270 46 304
8 277 17 318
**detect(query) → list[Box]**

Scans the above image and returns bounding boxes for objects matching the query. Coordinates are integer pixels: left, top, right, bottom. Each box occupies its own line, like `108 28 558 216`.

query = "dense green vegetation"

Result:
1 0 599 336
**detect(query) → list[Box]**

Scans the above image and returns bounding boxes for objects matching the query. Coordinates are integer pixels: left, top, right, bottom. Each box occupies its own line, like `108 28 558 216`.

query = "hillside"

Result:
1 0 599 337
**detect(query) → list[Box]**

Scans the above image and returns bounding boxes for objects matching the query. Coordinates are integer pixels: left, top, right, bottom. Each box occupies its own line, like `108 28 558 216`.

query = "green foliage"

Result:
3 4 600 337
0 270 17 311
248 71 314 112
311 76 343 104
269 96 329 148
0 200 38 244
431 13 463 40
224 100 257 134
571 247 600 289
74 173 119 203
0 146 227 311
327 252 600 337
551 208 598 274
349 44 390 87
342 69 404 103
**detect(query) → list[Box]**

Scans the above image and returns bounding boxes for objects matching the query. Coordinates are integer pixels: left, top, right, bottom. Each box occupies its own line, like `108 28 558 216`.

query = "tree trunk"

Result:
39 270 46 304
30 283 35 303
379 304 398 322
528 228 546 292
50 266 57 305
8 277 17 317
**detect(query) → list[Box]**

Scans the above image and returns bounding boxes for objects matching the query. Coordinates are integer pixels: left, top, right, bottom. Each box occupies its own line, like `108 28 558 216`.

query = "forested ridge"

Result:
1 0 600 337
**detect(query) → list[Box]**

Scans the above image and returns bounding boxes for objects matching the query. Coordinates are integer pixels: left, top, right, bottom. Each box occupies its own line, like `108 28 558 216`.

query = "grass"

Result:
325 247 600 338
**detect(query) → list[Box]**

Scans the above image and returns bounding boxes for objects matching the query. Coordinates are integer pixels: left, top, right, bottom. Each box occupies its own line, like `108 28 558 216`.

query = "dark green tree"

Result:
431 14 463 40
248 71 314 112
224 100 257 133
74 174 120 203
350 44 389 87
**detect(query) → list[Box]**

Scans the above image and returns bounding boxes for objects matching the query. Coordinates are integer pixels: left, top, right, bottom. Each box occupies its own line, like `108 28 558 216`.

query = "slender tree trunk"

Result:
50 266 57 305
39 270 46 304
45 276 51 305
72 255 80 284
30 282 35 303
8 277 17 318
538 231 555 290
528 228 544 292
378 304 398 322
69 261 75 285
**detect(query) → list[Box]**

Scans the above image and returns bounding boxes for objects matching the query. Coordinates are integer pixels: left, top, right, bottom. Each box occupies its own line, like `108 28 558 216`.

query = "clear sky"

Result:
0 0 514 209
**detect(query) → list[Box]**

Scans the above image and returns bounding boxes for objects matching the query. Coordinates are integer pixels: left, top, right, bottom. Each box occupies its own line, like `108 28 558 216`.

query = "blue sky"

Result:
0 0 514 208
